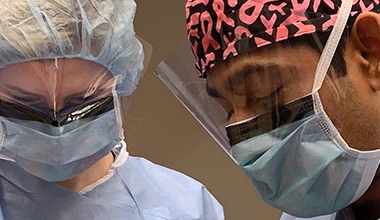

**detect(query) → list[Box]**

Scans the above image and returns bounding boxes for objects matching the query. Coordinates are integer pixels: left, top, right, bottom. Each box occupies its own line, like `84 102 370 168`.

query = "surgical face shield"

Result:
0 59 115 128
158 0 380 157
156 41 318 157
156 44 231 155
0 58 128 182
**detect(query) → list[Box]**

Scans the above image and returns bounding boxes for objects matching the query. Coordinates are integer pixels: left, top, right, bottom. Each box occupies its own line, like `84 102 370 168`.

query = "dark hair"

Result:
282 27 352 77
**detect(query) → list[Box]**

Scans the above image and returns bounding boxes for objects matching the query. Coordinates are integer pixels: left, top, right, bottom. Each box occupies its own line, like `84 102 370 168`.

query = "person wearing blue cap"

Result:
0 0 224 219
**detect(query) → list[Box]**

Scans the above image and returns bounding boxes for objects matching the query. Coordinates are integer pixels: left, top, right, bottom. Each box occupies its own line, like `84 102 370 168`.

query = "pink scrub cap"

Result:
186 0 380 77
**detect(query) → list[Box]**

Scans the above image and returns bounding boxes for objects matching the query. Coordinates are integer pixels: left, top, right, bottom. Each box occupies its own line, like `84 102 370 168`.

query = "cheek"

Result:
343 90 380 151
319 77 380 151
318 76 348 131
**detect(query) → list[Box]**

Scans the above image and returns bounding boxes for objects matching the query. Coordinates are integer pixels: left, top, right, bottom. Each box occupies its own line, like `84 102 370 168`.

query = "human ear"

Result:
351 12 380 90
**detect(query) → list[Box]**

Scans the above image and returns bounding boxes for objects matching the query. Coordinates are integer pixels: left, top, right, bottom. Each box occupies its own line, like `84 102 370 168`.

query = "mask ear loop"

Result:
312 0 353 93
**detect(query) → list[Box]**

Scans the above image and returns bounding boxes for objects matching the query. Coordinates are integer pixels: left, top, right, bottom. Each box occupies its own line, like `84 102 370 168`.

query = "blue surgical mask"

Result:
0 103 124 182
227 95 380 217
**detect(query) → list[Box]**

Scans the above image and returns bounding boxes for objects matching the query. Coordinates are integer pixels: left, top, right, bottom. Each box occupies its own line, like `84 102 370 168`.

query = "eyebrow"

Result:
4 84 41 97
206 83 222 98
206 62 283 99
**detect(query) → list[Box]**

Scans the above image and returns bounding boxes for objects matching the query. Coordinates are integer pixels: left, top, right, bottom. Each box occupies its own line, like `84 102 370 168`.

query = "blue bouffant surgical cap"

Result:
0 0 144 96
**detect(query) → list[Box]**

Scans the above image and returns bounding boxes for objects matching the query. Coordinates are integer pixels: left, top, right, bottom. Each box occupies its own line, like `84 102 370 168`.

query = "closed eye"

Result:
12 95 43 106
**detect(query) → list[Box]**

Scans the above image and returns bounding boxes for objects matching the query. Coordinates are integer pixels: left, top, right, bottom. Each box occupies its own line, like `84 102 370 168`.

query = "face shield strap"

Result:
226 95 314 146
0 96 114 127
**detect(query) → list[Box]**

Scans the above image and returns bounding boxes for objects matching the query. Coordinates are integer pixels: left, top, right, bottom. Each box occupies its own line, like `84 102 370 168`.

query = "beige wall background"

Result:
125 1 282 219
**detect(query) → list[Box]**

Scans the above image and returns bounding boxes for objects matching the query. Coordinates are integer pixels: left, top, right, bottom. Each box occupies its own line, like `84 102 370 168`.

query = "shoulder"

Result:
126 156 215 197
128 156 203 186
121 156 225 219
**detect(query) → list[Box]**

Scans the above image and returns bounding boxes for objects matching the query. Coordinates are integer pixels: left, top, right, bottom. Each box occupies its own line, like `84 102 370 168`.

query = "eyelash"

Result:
225 110 233 122
13 96 41 105
224 88 282 122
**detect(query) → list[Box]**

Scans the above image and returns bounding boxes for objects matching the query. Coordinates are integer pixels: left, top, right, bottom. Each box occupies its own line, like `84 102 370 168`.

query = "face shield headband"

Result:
0 96 114 127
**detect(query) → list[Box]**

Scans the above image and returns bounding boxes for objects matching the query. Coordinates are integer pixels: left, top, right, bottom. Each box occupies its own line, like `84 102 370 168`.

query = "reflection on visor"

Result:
226 95 313 146
0 96 114 127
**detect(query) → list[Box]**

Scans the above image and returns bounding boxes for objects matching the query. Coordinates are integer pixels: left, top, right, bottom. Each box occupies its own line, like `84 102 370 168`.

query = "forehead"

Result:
0 58 114 105
207 44 320 86
0 58 113 89
0 58 111 79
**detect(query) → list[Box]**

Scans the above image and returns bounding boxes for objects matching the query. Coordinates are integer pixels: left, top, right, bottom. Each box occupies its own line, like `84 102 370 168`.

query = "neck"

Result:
56 152 114 192
352 167 380 220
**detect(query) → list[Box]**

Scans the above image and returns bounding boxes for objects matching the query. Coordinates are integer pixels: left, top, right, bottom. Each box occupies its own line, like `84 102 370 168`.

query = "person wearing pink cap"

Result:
157 0 380 219
0 0 225 219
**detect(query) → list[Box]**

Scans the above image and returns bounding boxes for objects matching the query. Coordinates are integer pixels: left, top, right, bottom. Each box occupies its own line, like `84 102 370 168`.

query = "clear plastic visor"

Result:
0 58 116 127
156 41 321 156
207 42 317 144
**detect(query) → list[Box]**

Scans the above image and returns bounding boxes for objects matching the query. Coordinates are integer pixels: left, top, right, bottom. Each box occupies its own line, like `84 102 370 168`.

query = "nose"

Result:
50 115 70 127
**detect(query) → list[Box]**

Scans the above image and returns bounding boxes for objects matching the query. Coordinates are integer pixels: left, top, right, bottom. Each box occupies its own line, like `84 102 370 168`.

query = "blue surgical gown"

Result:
0 142 224 219
280 209 354 220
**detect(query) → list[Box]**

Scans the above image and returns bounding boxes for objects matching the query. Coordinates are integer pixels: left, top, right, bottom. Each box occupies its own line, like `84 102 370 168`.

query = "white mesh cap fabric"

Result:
0 0 143 96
